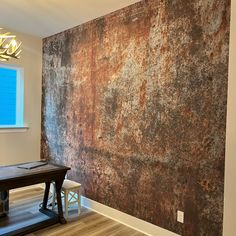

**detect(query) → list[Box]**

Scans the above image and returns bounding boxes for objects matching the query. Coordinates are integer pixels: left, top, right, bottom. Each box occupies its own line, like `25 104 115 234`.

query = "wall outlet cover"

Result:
177 210 184 223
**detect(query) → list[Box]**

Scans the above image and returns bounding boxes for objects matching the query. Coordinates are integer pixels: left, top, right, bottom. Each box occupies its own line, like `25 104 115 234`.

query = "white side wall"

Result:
223 1 236 235
0 28 42 165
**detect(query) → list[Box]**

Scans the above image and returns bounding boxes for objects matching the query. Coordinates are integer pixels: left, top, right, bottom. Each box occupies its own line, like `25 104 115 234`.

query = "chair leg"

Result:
77 189 81 215
64 190 68 219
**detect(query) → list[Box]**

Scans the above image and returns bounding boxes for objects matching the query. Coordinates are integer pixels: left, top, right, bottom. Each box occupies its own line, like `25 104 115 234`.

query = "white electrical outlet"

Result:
177 210 184 223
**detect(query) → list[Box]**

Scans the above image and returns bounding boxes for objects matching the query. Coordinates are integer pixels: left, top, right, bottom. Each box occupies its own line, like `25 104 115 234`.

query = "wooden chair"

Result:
51 179 81 218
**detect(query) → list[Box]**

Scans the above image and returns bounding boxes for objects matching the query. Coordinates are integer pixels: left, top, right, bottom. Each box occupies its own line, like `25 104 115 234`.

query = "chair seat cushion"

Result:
62 179 81 190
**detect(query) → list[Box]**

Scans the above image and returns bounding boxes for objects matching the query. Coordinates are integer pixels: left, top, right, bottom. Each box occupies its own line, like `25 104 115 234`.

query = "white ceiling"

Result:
0 0 141 38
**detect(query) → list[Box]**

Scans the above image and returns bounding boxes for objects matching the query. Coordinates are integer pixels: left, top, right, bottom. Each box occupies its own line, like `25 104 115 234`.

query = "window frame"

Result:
0 63 26 131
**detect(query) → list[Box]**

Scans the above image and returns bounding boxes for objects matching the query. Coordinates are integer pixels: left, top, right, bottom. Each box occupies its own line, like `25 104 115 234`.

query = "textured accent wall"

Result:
41 0 230 235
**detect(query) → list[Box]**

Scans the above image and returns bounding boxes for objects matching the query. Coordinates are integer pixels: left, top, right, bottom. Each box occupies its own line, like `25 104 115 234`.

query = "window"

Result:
0 65 24 128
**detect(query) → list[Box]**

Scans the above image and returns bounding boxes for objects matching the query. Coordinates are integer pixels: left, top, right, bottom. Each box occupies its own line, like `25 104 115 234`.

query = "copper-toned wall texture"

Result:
41 0 230 235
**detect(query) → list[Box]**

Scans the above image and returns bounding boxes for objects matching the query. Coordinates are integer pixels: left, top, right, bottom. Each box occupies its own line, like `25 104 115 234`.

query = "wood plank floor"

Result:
4 187 147 236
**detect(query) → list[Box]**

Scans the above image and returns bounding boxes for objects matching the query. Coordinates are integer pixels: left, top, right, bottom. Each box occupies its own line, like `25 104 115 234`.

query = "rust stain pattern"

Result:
41 0 230 235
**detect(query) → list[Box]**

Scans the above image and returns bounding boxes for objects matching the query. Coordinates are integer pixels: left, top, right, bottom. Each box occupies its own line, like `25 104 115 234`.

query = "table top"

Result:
0 161 70 182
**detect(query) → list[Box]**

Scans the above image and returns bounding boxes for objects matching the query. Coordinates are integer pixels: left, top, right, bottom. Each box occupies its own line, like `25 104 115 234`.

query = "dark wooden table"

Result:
0 162 70 236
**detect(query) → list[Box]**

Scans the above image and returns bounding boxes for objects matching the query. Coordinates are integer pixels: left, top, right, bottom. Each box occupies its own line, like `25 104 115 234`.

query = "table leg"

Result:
42 182 50 209
55 179 66 224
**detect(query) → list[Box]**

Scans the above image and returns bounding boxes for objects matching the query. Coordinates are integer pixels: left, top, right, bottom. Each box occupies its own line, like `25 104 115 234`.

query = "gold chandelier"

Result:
0 28 22 61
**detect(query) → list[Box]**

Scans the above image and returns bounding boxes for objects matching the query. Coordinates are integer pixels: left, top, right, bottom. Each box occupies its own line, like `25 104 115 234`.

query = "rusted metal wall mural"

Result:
41 0 230 235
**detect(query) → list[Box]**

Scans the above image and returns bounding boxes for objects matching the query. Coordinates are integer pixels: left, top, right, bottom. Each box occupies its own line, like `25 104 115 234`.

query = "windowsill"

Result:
0 126 29 133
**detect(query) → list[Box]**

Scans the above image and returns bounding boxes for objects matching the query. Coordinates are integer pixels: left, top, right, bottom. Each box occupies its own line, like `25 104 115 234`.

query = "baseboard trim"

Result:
81 196 180 236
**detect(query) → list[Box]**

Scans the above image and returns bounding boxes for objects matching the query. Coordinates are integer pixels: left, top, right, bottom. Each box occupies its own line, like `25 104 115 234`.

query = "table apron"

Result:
0 170 67 191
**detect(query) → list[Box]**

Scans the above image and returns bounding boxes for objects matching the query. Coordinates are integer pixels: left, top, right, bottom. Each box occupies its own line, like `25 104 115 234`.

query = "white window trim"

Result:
0 63 28 132
0 126 29 133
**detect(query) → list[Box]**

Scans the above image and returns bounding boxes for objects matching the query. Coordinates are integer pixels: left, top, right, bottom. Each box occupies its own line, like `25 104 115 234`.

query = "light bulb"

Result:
11 39 17 47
